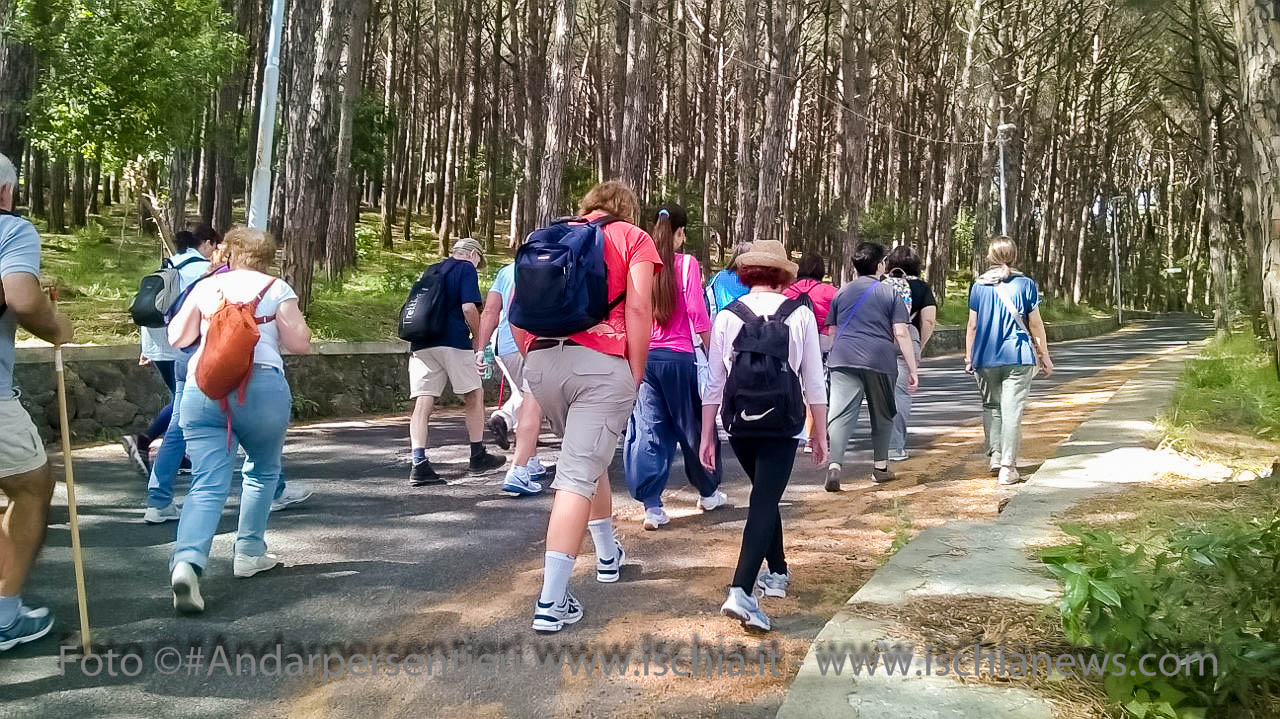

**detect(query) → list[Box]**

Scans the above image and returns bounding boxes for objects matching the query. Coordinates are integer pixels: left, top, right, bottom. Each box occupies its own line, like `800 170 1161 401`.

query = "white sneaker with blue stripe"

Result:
531 592 583 632
502 465 543 495
721 587 771 632
756 570 791 598
596 536 626 583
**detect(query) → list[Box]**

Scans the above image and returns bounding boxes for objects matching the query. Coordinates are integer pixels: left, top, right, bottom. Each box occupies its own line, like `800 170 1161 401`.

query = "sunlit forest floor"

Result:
21 202 1109 346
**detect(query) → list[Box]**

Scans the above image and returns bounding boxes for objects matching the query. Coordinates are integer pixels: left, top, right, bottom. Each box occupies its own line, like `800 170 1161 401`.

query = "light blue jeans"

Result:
148 354 190 509
148 353 290 508
170 365 292 571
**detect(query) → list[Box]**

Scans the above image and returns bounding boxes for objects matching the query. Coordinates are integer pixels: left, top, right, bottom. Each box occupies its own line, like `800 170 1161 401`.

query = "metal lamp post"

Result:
247 0 286 231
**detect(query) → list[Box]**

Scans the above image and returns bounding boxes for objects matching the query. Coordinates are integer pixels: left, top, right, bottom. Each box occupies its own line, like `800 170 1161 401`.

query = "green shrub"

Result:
1042 516 1280 718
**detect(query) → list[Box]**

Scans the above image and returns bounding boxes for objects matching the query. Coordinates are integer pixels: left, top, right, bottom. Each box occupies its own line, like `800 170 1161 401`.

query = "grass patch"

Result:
1161 332 1280 447
934 276 1111 326
22 206 511 345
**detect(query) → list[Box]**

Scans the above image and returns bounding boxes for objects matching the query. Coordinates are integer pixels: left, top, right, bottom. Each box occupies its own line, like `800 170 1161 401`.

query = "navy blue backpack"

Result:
510 215 621 337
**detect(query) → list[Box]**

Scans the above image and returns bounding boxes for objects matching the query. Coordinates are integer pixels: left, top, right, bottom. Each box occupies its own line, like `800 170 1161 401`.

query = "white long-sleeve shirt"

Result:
703 290 827 407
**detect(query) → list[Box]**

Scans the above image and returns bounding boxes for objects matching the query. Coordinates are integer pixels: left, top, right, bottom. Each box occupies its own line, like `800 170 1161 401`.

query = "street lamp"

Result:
247 0 286 230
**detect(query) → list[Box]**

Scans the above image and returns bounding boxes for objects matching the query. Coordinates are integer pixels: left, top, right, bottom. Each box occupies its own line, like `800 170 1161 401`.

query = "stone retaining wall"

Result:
15 314 1132 445
921 314 1121 358
13 341 500 445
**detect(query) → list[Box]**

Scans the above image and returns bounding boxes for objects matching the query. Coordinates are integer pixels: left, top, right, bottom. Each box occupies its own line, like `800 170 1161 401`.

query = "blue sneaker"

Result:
531 592 583 632
502 466 543 495
0 606 55 651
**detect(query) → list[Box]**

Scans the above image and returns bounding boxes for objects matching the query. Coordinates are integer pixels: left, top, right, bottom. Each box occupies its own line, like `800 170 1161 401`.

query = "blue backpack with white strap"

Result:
510 215 621 337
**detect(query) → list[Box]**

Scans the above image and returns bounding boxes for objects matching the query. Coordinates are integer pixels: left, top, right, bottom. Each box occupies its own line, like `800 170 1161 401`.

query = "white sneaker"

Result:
171 562 204 613
697 490 728 512
233 553 280 578
756 570 791 598
502 465 543 495
989 453 1002 477
528 457 547 478
998 467 1025 486
531 592 583 632
270 484 312 512
888 449 909 462
642 507 670 530
721 587 770 631
143 504 179 524
596 537 626 583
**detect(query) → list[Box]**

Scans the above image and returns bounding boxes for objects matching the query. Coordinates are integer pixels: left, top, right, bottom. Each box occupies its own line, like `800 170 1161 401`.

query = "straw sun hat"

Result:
734 240 798 282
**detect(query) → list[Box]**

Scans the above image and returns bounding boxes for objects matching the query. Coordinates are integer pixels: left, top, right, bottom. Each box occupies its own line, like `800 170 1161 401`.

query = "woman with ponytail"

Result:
965 237 1054 486
622 204 725 531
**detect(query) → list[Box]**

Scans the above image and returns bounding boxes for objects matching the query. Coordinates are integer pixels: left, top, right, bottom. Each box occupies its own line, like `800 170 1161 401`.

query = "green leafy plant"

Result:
1042 517 1280 718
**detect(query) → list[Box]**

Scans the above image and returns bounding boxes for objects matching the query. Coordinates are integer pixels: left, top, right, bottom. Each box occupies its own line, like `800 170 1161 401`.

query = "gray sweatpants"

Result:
827 367 896 466
973 364 1036 466
889 326 922 454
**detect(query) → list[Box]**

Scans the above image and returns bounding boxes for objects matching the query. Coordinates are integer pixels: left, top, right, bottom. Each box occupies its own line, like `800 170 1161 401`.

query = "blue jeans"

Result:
622 349 721 508
148 354 189 509
170 365 292 571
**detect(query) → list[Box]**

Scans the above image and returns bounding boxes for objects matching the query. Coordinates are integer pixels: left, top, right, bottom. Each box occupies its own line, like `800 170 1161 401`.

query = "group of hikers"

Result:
0 157 1054 647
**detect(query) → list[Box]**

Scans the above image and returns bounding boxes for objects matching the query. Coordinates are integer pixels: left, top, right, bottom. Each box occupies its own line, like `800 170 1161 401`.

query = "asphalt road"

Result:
0 317 1207 717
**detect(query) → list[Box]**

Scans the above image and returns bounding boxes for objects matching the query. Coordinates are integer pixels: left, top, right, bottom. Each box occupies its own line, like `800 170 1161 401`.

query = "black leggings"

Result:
729 436 798 591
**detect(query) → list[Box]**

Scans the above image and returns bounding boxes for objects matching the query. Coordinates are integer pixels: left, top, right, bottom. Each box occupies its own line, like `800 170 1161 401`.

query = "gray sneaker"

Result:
0 606 54 652
824 465 842 492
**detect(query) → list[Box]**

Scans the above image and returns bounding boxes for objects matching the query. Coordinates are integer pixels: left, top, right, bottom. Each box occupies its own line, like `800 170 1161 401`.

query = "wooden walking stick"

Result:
49 287 92 655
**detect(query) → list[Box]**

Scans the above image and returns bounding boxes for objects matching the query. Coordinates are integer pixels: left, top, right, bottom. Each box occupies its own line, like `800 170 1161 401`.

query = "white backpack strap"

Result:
994 281 1036 359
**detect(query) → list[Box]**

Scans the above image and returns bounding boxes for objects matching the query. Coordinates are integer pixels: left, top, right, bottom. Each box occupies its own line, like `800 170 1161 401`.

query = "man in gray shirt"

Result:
0 152 73 651
825 242 919 489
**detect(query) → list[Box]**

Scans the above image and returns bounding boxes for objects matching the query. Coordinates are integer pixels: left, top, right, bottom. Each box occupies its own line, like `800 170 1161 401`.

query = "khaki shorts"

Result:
409 346 483 399
0 396 48 479
497 352 530 393
524 344 637 499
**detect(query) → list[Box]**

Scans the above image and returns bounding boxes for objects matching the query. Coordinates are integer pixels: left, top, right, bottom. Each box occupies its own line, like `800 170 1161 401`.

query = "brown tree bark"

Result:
837 2 871 281
752 0 800 244
325 0 372 278
731 0 762 245
615 0 658 193
535 0 578 225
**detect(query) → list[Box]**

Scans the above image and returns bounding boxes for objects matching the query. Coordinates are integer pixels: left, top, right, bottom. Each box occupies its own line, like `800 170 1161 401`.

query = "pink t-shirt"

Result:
784 278 837 330
649 253 712 353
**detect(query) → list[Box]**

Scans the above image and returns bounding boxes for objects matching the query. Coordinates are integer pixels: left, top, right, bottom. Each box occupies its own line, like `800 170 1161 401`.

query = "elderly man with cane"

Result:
0 152 73 650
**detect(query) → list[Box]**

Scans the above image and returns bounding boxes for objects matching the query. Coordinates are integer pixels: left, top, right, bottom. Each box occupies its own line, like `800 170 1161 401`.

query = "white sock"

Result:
0 595 20 626
539 551 575 606
588 517 617 562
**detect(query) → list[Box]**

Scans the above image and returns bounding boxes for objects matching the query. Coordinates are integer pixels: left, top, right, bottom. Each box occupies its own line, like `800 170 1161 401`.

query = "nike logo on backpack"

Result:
740 408 775 422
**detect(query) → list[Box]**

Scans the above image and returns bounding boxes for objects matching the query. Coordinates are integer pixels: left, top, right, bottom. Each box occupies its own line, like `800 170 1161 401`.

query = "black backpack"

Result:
398 261 457 344
129 256 204 328
721 298 807 438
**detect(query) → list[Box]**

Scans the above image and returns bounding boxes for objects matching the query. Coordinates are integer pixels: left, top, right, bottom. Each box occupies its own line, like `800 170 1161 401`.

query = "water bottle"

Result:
482 346 494 380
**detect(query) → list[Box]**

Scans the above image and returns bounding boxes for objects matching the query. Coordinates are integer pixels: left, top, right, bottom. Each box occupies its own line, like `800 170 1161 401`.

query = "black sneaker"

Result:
824 466 842 492
178 457 193 476
469 450 506 474
488 415 511 450
409 460 444 487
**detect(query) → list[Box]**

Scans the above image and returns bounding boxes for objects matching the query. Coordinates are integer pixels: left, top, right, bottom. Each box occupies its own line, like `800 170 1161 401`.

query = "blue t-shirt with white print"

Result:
0 212 41 398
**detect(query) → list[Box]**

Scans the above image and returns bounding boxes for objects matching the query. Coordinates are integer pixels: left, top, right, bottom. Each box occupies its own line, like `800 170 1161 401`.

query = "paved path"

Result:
0 318 1206 717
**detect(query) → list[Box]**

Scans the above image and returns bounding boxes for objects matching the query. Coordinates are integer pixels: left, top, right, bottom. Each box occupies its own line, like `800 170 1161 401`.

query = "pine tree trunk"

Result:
1236 0 1280 367
48 156 67 233
838 3 870 281
535 0 577 225
732 0 762 244
167 148 191 236
0 0 32 178
380 0 401 249
326 0 371 278
71 153 87 227
616 0 658 193
752 0 800 244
